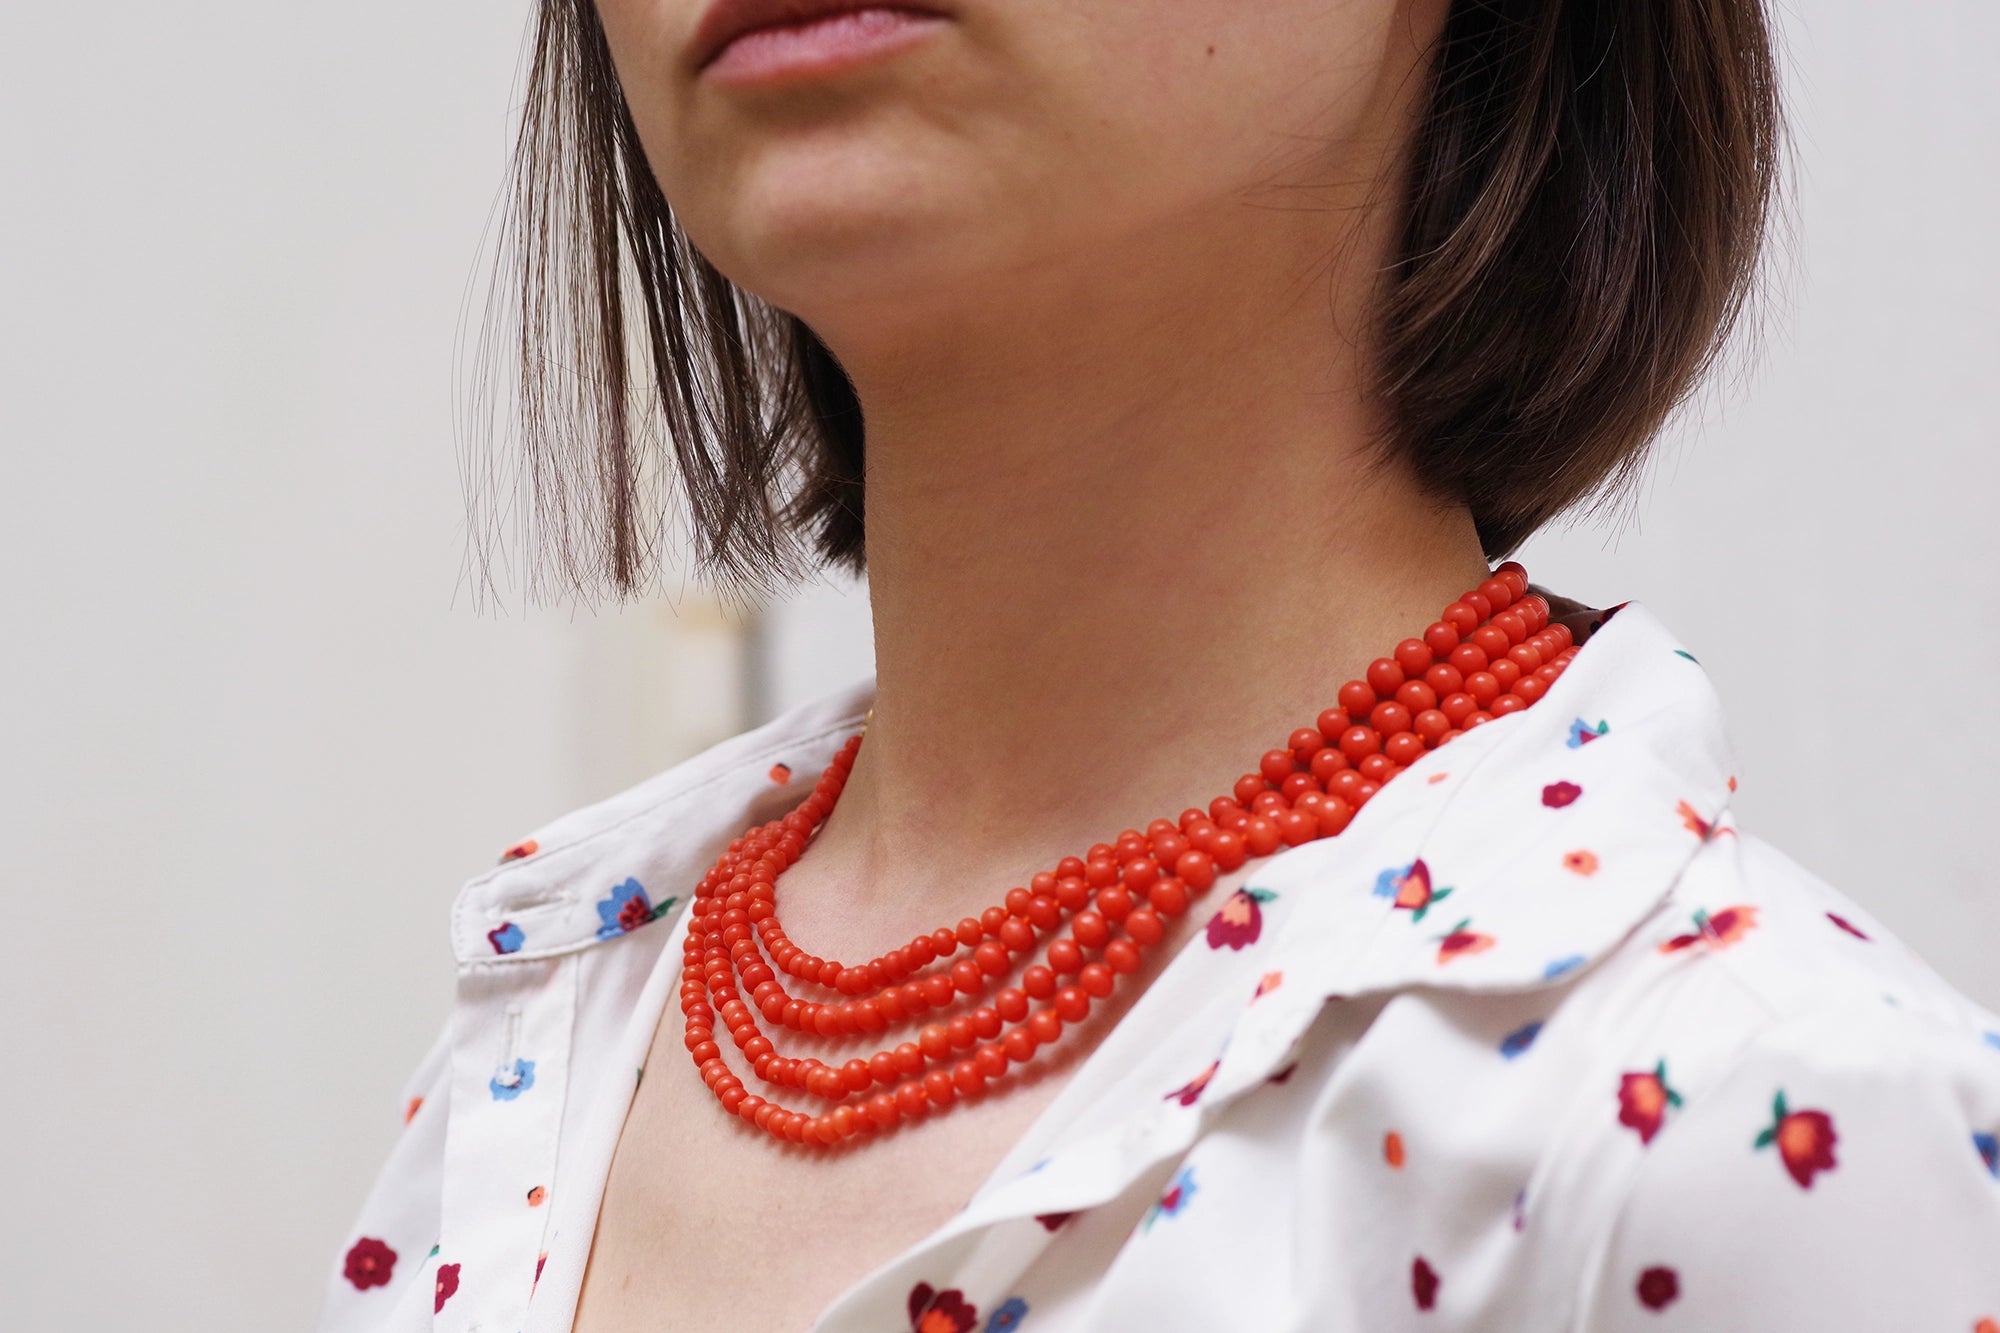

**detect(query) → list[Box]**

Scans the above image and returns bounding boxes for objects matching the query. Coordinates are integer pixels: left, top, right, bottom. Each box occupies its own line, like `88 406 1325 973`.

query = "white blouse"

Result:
320 602 2000 1333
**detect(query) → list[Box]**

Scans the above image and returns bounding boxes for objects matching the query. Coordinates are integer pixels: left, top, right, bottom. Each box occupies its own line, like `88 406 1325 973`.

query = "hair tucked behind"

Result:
460 0 1788 607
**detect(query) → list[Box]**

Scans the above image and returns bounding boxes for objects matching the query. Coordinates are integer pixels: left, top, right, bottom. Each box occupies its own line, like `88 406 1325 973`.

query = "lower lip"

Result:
702 8 950 87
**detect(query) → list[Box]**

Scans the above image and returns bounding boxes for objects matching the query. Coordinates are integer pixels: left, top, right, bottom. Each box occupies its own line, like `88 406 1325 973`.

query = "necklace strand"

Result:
682 561 1572 1148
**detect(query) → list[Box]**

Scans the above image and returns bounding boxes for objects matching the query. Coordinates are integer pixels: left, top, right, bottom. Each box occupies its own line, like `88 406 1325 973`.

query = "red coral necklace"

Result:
682 561 1573 1148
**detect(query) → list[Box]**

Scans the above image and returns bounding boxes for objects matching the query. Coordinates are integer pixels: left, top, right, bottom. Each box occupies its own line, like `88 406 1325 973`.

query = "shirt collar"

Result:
453 599 1735 1010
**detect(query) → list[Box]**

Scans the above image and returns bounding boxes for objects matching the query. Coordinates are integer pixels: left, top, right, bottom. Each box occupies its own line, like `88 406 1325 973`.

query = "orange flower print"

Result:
526 1185 546 1207
403 1096 424 1125
1253 970 1284 1000
499 838 538 864
1676 800 1736 841
1658 905 1759 954
906 1282 978 1333
1376 859 1452 923
1435 918 1495 964
1617 1061 1683 1144
1562 849 1599 876
1976 1319 1998 1333
1755 1091 1838 1188
1384 1130 1407 1168
768 762 792 784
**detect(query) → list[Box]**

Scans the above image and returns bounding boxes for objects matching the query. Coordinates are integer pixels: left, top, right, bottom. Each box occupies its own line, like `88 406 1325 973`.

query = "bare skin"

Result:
570 0 1494 1328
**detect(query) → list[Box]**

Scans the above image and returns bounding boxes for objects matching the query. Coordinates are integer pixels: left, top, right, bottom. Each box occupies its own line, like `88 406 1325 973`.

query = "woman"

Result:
322 1 2000 1330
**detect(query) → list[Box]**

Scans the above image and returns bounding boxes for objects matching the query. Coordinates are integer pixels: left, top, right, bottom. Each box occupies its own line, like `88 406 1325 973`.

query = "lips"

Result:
688 0 952 73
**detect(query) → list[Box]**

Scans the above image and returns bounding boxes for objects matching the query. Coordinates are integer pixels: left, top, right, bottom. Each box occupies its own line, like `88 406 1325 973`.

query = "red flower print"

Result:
1755 1091 1838 1188
1636 1266 1680 1310
1034 1211 1074 1231
907 1282 978 1333
342 1237 397 1291
1827 912 1871 941
1563 849 1599 876
1435 917 1494 964
1542 781 1582 808
1164 1059 1220 1107
1206 887 1276 949
768 762 792 784
402 1096 423 1125
533 1251 547 1294
1411 1256 1441 1311
499 838 538 863
1617 1061 1683 1145
1658 905 1759 954
1268 1061 1299 1084
617 894 654 933
1384 1130 1406 1168
433 1262 461 1314
1386 859 1453 923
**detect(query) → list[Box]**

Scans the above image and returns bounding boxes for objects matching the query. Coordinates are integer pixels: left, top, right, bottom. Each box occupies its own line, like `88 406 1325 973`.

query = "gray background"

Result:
2 1 1994 1328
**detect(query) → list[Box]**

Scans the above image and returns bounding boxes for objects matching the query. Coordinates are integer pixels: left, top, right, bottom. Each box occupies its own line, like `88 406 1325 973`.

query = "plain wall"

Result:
1 1 1993 1329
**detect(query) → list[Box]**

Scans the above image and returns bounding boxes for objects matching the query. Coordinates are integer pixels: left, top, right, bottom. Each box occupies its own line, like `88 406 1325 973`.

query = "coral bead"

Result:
1395 637 1434 676
1148 877 1190 917
1337 680 1377 716
1385 731 1426 766
1369 701 1412 737
1366 658 1405 695
1339 726 1381 761
1395 680 1438 714
1048 938 1085 974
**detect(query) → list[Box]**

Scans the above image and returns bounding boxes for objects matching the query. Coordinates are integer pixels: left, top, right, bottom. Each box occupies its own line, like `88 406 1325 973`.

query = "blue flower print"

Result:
490 1058 536 1101
1985 1031 2000 1054
1372 863 1416 899
1143 1165 1198 1231
595 877 656 939
486 922 524 954
1566 718 1609 749
983 1296 1029 1332
1543 955 1585 981
1976 1132 1999 1179
1499 1021 1543 1059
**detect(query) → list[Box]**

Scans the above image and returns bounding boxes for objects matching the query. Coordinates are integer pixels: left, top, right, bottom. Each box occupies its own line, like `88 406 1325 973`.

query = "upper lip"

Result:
688 0 952 72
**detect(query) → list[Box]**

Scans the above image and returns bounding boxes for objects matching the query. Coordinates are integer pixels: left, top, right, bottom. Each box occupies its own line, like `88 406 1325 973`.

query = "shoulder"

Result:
445 677 873 965
1549 828 2000 1328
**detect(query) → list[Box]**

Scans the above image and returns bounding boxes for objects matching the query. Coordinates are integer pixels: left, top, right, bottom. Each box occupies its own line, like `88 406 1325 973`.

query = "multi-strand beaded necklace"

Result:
680 560 1573 1147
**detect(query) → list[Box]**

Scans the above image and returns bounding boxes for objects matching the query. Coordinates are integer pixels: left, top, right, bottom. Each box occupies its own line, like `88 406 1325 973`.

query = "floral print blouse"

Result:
320 602 2000 1332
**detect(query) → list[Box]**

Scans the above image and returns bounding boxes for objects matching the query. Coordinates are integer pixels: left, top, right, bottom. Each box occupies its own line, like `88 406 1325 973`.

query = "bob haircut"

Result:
463 0 1788 606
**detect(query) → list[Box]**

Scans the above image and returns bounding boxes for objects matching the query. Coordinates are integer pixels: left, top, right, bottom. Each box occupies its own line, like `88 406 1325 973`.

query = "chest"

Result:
572 981 1086 1333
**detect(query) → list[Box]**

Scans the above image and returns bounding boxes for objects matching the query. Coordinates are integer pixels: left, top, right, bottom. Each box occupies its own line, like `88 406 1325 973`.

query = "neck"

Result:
794 170 1492 921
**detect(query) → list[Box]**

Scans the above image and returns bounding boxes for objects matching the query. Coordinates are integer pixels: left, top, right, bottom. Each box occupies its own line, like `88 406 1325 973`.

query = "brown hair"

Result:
462 0 1789 606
